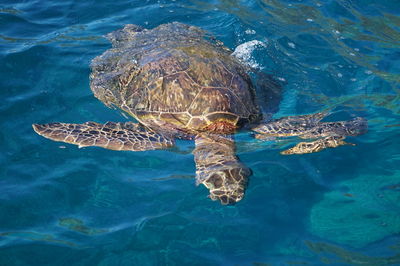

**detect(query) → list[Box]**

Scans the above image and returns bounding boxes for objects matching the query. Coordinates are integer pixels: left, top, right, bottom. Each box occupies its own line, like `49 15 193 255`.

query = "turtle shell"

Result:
90 22 260 136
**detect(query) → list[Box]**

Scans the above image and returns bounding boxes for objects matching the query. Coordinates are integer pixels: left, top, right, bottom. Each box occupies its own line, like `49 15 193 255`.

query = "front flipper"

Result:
32 121 174 151
193 135 251 205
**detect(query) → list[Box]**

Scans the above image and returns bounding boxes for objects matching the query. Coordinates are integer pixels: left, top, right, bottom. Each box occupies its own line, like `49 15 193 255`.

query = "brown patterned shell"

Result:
90 22 260 136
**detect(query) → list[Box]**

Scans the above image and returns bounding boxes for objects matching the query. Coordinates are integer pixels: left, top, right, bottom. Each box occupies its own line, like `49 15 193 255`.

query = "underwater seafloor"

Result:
1 0 400 265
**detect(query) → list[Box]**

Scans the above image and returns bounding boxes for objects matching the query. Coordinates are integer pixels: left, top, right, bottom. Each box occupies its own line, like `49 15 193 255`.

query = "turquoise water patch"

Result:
310 171 400 248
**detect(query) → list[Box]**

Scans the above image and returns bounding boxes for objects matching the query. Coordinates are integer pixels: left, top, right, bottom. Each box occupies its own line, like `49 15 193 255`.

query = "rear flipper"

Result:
281 136 355 155
193 135 251 205
252 114 367 155
32 121 174 151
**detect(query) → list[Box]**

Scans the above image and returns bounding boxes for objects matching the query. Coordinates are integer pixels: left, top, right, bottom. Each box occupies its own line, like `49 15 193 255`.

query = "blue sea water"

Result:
1 0 400 265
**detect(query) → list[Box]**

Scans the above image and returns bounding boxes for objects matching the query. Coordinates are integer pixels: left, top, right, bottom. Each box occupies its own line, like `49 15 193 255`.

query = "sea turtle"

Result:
33 22 367 205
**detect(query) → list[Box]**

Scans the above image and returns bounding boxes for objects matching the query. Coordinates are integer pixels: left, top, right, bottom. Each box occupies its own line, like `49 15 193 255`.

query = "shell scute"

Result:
159 113 191 126
140 50 189 76
187 117 209 129
188 87 247 117
186 57 233 88
146 72 201 112
206 112 239 123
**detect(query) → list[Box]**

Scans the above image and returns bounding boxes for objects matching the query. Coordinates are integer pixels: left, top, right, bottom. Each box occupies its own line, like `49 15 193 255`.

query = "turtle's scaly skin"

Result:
90 22 260 138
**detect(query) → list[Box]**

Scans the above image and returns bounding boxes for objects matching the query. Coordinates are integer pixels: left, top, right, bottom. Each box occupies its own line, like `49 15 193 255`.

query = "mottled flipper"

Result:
32 122 174 151
252 113 367 155
252 112 328 137
281 136 354 155
193 135 251 205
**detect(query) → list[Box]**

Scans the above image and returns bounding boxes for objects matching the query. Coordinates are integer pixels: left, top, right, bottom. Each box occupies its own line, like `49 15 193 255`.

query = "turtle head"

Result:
193 135 251 205
202 166 251 205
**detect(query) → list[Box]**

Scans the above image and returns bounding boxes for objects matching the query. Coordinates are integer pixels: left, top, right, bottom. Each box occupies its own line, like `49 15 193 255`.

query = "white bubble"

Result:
288 42 296 48
306 18 314 22
337 73 343 78
232 40 267 69
245 29 256 35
